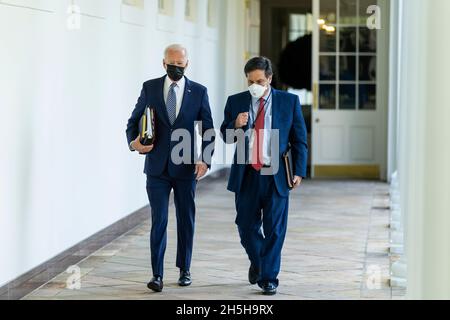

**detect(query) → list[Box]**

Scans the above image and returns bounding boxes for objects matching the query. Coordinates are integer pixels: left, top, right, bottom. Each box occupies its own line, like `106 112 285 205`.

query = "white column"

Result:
397 0 427 298
388 0 407 288
400 0 450 300
387 0 401 182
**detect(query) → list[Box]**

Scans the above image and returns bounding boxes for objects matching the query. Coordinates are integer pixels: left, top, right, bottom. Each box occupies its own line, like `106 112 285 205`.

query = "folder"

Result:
139 106 156 146
282 147 295 190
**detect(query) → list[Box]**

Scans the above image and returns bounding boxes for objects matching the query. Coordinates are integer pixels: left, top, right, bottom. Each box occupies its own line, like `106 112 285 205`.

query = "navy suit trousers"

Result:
235 166 289 287
146 170 197 278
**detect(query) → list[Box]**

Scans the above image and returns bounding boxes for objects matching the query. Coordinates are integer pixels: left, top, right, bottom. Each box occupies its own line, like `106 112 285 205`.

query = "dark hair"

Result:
244 56 273 78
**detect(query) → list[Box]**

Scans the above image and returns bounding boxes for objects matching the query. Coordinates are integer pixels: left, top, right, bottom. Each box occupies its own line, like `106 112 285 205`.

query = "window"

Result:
158 0 174 16
289 13 313 42
185 0 197 22
318 0 377 110
207 0 218 28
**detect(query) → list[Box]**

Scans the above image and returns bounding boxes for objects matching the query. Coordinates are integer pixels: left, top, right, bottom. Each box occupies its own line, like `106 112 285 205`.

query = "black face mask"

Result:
166 64 185 82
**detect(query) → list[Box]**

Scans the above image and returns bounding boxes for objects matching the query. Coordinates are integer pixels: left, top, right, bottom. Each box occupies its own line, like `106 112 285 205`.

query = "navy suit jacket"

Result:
220 89 308 197
127 76 215 180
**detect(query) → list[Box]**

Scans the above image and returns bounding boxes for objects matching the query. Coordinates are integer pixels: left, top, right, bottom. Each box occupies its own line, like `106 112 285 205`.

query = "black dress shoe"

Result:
147 276 163 292
248 265 260 285
178 270 192 287
262 282 277 296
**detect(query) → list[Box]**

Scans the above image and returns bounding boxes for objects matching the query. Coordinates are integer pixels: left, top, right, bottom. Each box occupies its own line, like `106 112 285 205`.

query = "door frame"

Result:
311 0 390 180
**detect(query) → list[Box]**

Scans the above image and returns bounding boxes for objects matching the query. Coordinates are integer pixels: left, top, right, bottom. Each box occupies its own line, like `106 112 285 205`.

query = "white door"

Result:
311 0 388 179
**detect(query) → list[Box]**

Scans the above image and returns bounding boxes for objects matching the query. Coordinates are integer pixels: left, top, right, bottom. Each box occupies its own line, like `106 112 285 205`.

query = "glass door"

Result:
312 0 385 179
317 0 377 111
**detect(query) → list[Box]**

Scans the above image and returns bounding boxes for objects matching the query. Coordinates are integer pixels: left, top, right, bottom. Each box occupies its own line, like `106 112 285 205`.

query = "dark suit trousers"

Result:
146 169 197 278
235 166 289 287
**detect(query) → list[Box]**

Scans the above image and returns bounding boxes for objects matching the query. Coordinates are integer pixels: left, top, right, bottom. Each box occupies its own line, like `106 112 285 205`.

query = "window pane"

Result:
340 27 357 52
289 31 304 42
320 0 337 24
359 85 376 110
339 84 356 110
319 84 336 110
185 0 191 16
158 0 173 15
185 0 197 22
207 0 217 28
359 56 376 81
360 28 377 52
320 56 336 80
340 55 356 81
320 28 336 52
290 14 306 31
340 0 357 25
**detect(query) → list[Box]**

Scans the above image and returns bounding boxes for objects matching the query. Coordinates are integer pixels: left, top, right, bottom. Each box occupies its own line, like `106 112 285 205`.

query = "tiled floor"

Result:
23 179 394 300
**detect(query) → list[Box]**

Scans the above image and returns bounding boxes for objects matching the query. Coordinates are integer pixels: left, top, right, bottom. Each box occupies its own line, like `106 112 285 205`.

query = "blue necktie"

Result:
166 83 177 125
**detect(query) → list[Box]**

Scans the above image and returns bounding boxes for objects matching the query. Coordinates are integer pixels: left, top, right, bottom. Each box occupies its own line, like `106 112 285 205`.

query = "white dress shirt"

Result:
163 75 185 117
248 88 273 166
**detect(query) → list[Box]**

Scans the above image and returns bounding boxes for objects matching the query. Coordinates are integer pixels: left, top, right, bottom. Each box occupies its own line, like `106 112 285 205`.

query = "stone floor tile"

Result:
23 179 397 300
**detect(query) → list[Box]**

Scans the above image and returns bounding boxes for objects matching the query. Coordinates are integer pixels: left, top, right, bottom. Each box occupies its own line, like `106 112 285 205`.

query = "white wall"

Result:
0 0 247 287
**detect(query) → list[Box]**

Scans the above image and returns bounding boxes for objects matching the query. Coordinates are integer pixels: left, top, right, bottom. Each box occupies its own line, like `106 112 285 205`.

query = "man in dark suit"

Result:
126 44 215 293
220 57 308 295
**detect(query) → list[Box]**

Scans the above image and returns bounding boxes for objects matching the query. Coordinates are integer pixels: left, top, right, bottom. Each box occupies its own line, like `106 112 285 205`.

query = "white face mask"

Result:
248 83 267 99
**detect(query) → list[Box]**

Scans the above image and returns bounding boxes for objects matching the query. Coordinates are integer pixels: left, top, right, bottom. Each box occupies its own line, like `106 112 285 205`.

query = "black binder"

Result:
139 106 156 146
282 147 295 190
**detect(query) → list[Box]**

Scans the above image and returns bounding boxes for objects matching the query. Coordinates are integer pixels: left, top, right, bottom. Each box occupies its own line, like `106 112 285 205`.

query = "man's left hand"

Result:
293 176 303 189
195 162 208 180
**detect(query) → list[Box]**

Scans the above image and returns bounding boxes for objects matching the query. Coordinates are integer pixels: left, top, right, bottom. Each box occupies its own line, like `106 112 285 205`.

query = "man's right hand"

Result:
235 112 249 129
131 136 154 154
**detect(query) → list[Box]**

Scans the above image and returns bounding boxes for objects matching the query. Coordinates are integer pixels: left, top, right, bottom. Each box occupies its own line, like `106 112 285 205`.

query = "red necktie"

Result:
252 98 265 171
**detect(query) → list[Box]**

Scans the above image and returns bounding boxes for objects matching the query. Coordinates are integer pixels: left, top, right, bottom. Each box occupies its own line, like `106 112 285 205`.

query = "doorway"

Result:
260 0 313 177
260 0 389 180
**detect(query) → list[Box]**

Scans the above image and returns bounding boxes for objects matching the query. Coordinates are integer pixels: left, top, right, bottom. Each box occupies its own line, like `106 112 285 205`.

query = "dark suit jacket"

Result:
126 76 215 180
220 89 308 197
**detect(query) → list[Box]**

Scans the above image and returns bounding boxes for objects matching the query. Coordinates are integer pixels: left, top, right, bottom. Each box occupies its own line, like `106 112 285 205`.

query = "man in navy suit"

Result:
126 44 214 293
220 57 308 295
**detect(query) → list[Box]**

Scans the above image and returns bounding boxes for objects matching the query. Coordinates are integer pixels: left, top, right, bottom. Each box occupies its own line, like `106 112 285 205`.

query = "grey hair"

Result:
164 44 188 59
